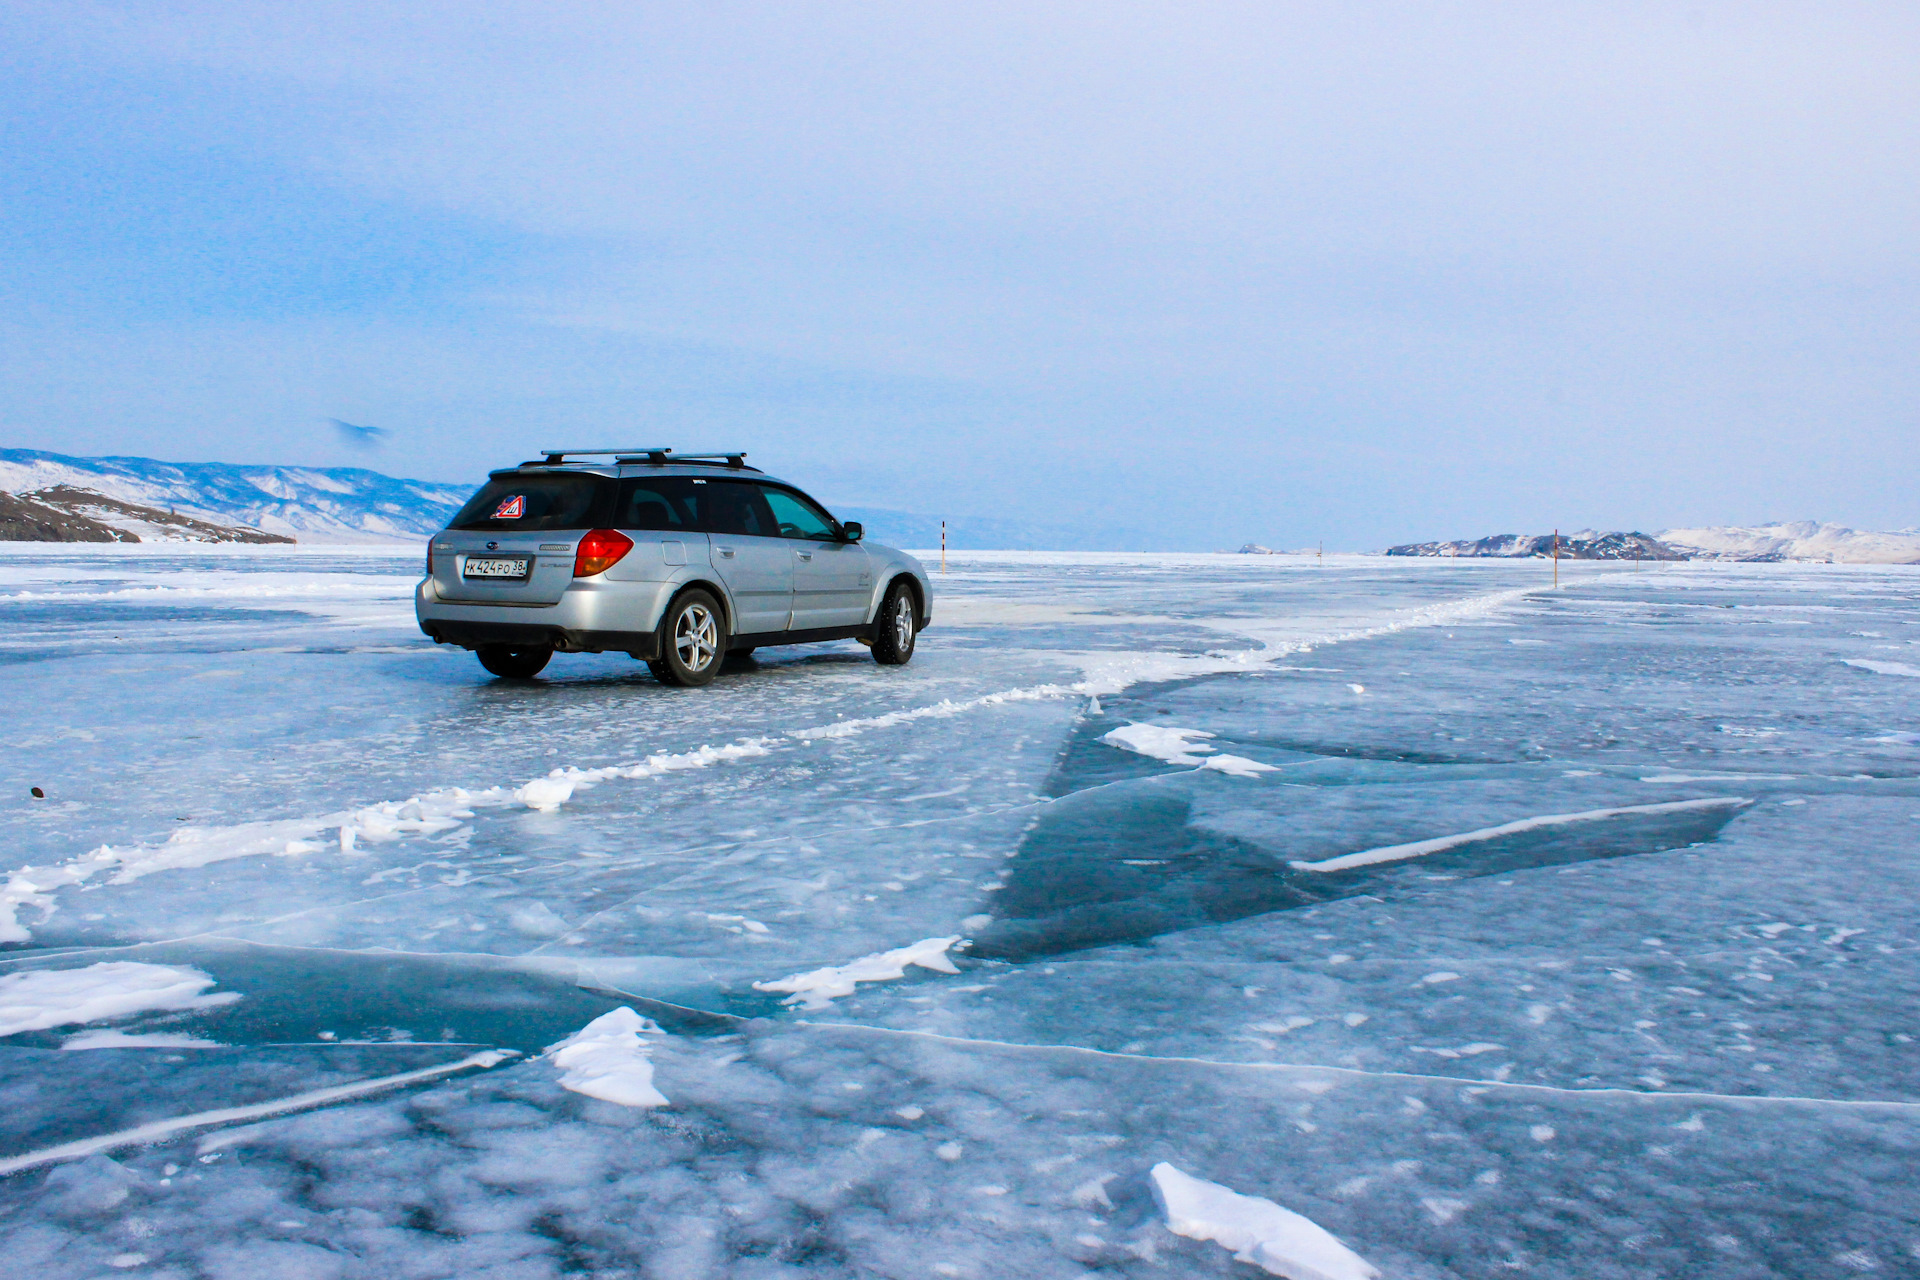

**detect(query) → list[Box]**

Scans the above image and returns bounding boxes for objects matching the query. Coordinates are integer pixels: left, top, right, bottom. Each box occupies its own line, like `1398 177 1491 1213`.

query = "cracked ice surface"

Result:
4 546 1920 1277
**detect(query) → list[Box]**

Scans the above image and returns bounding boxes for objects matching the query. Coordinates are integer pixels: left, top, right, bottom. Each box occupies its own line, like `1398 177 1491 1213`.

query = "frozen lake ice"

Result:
3 544 1919 1278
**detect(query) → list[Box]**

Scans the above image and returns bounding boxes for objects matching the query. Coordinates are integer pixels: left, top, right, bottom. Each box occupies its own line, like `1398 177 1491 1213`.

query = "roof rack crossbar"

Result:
533 448 750 469
658 452 749 468
536 447 673 465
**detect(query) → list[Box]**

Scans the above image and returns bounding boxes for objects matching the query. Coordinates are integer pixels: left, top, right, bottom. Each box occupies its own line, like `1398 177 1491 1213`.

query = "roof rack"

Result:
527 448 753 470
530 447 671 465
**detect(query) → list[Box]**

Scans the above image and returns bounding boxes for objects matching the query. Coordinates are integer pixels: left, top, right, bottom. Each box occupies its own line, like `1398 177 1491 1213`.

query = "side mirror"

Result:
840 521 864 542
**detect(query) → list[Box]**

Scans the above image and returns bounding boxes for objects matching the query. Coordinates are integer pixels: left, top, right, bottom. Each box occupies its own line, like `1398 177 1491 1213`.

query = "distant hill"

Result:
1388 530 1684 561
0 449 1160 549
0 484 293 544
0 449 469 543
1386 522 1920 564
1658 521 1920 564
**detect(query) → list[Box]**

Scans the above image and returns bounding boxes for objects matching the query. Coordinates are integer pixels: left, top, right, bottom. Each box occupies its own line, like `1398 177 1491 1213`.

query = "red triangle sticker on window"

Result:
493 495 526 519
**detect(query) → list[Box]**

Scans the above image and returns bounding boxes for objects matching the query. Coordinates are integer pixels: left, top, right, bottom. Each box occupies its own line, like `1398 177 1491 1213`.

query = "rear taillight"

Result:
573 528 634 577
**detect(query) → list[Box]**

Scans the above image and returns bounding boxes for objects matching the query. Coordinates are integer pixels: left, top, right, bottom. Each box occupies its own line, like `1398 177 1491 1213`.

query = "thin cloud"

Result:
330 418 391 450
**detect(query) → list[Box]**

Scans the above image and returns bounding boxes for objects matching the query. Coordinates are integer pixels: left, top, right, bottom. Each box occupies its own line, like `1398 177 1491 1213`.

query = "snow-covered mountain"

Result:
0 485 295 544
0 449 471 543
1656 521 1920 564
0 450 1167 550
1386 522 1920 564
1388 530 1684 560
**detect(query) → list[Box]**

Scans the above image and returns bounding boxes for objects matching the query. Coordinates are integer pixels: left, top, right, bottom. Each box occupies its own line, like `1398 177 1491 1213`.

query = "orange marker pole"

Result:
941 521 947 574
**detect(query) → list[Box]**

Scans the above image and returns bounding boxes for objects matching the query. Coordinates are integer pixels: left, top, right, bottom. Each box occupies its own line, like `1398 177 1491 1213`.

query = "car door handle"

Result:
717 547 736 558
796 551 813 561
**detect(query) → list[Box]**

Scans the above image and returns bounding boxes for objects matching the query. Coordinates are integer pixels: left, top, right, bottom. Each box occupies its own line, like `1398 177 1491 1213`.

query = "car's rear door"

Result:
432 473 612 604
759 484 872 629
609 476 711 582
696 479 794 635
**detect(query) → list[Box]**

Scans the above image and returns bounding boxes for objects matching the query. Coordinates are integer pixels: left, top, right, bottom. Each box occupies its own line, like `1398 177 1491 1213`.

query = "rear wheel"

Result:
477 645 552 679
871 582 918 665
653 589 726 686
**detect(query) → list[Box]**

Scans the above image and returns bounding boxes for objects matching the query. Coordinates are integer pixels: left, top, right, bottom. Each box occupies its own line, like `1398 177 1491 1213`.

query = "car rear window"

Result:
449 474 615 531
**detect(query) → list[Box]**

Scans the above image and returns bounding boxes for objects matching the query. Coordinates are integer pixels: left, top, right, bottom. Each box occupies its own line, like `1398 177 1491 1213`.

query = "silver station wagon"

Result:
416 449 931 685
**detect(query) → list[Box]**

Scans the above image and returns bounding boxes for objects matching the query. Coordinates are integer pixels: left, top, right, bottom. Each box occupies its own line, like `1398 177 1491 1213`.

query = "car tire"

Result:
654 588 727 686
477 645 552 679
871 581 918 666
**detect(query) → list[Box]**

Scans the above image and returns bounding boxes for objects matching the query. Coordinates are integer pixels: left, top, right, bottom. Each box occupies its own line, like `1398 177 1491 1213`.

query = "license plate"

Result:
463 556 531 580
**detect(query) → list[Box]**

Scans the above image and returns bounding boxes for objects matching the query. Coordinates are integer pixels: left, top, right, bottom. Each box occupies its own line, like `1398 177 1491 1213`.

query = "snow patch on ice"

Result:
1101 724 1277 776
1846 659 1920 678
0 740 774 942
1102 724 1218 766
1639 773 1783 783
543 1007 669 1107
516 775 576 811
61 1029 225 1050
1150 1162 1379 1280
508 901 570 938
0 963 240 1035
1205 754 1280 777
753 936 961 1010
1411 1042 1505 1059
1289 797 1752 873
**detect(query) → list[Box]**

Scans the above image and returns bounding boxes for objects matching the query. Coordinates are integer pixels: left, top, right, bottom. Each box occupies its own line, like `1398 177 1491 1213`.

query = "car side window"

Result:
616 478 698 531
758 486 838 541
700 480 777 536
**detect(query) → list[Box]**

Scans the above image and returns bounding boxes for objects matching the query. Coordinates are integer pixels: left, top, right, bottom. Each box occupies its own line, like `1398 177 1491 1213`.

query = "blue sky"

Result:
3 2 1917 548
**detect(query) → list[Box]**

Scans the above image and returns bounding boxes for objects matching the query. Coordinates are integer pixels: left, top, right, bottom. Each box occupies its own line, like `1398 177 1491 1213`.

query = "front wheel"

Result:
477 645 552 679
871 583 918 665
653 589 726 686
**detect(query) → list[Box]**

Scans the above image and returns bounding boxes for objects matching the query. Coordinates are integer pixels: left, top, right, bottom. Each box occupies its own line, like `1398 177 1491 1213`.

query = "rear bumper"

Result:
419 617 661 658
416 578 669 656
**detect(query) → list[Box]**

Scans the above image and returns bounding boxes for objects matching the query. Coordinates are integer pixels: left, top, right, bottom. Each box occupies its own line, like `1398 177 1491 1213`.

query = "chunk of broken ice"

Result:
1150 1162 1379 1280
543 1007 669 1107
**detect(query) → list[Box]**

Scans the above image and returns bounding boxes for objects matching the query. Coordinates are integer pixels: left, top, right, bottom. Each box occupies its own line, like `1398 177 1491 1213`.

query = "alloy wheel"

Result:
675 603 718 670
